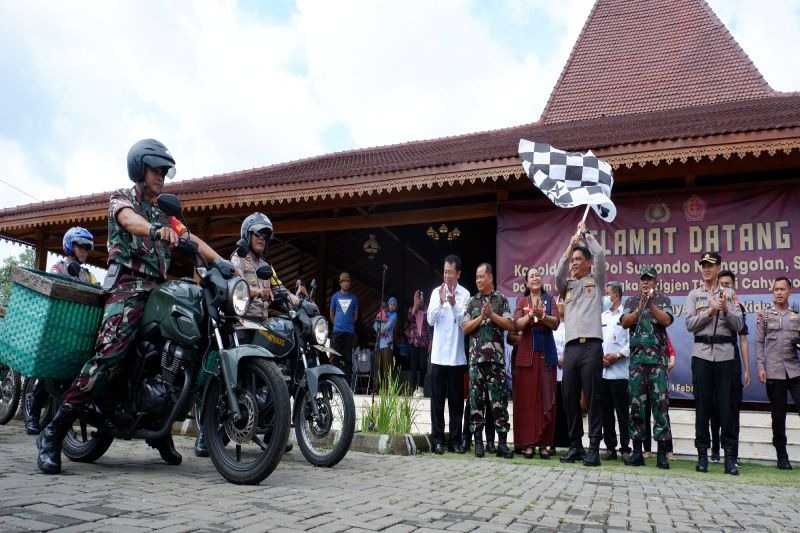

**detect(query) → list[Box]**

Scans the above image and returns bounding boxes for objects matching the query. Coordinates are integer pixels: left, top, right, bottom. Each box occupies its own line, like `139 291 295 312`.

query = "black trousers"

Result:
600 378 630 452
554 381 571 448
331 332 355 385
710 354 742 454
562 338 603 449
692 357 735 451
766 376 800 448
409 345 428 389
430 364 466 445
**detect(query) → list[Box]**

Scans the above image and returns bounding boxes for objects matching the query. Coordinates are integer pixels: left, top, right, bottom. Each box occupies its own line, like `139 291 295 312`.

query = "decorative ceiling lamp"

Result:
448 227 461 241
426 226 439 241
363 234 380 259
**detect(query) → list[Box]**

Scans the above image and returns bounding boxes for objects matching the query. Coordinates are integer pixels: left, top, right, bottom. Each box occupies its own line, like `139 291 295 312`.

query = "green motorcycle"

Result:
57 194 291 484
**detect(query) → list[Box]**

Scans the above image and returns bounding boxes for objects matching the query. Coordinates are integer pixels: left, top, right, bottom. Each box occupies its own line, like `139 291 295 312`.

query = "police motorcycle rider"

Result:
24 228 98 435
194 212 303 457
37 139 227 475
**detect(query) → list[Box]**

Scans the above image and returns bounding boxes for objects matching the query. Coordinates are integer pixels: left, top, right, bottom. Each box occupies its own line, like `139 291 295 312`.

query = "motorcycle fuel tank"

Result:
142 280 205 346
250 316 295 358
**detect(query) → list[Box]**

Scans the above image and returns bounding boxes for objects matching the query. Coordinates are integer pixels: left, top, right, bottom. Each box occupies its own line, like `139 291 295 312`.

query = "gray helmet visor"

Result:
73 237 94 250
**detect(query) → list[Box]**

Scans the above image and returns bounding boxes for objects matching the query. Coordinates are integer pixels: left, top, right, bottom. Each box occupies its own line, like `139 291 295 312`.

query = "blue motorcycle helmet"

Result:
62 227 94 257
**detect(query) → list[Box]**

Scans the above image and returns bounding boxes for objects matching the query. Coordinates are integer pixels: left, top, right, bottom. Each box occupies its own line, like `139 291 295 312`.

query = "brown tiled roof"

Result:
2 94 800 219
540 0 775 124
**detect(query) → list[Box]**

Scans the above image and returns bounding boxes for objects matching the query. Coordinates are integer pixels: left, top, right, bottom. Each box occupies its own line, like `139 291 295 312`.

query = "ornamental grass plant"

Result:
360 366 418 434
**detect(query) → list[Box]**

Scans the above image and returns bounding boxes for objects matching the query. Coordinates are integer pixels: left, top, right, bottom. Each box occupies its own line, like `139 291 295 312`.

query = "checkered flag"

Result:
518 139 616 222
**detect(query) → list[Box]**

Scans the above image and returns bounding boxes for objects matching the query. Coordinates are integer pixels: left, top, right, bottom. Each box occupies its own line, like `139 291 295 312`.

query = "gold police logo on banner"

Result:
683 194 706 222
645 203 671 223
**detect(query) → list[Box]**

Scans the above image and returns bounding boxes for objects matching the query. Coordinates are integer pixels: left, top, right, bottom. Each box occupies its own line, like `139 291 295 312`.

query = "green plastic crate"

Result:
0 267 105 379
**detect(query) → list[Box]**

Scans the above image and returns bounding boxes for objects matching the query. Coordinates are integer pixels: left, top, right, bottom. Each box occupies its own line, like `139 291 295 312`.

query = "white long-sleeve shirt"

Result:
426 283 470 366
601 306 630 380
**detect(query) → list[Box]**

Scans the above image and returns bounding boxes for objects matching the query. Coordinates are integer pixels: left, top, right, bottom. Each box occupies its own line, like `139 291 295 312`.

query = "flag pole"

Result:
580 204 591 224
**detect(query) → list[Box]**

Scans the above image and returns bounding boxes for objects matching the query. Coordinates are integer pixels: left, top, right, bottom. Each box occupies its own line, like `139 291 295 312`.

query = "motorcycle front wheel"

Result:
294 375 355 467
203 358 290 485
0 364 21 425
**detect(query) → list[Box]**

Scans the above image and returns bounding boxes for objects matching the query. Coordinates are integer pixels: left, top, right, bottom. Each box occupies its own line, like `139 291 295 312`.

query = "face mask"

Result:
602 295 612 312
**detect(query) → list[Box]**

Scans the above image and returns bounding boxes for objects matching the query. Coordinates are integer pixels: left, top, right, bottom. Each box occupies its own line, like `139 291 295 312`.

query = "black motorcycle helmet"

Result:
127 139 176 182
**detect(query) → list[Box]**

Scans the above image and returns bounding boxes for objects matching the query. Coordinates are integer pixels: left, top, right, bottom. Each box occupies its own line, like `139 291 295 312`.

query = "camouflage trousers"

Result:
62 275 155 408
628 363 672 442
469 362 510 434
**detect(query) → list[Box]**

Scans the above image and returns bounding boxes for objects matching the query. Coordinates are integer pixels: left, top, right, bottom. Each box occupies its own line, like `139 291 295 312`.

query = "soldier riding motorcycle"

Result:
24 227 98 435
35 139 290 484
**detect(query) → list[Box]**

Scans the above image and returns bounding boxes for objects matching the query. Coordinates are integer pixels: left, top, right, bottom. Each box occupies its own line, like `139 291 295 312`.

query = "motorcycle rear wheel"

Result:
63 415 114 463
0 364 21 425
294 375 355 467
203 358 290 485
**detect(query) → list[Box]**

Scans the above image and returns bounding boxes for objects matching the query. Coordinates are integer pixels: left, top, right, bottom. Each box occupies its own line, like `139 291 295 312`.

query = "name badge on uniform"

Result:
565 289 574 303
695 296 708 311
584 277 595 295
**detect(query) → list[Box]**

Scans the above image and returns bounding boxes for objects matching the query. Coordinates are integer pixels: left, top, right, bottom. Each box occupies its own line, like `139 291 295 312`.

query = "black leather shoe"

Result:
777 447 793 470
37 405 76 475
147 435 182 465
559 447 585 463
454 443 466 454
724 453 739 476
696 450 709 473
582 448 601 467
433 443 445 455
656 441 670 470
602 449 618 461
710 448 721 463
624 450 645 466
194 431 209 458
485 441 496 454
496 435 514 459
474 436 485 458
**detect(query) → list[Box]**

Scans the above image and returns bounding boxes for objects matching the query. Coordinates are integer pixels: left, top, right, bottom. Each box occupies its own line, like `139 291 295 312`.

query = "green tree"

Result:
0 247 35 308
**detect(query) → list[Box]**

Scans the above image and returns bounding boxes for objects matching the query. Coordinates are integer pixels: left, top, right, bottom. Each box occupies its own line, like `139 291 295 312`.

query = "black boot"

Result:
36 405 76 475
776 446 792 470
624 439 645 467
582 447 601 467
461 430 471 452
24 391 43 435
724 449 739 476
194 430 208 457
474 433 485 458
696 449 708 473
656 441 670 470
496 433 514 459
147 434 182 465
560 446 585 463
485 440 496 454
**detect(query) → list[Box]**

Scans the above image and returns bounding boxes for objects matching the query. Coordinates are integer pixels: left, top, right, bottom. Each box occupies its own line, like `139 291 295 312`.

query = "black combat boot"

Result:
194 430 209 457
461 429 471 452
36 405 77 475
146 434 182 465
496 433 514 459
776 446 792 470
583 446 601 467
473 433 485 458
656 441 670 470
696 448 709 473
624 439 645 467
724 449 739 475
24 383 45 435
560 446 585 463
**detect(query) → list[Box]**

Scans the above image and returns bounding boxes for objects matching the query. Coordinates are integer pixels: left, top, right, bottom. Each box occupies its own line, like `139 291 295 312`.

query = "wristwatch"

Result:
149 222 163 241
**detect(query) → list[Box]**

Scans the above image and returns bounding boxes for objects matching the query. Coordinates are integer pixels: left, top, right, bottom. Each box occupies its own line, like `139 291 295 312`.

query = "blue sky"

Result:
1 0 799 268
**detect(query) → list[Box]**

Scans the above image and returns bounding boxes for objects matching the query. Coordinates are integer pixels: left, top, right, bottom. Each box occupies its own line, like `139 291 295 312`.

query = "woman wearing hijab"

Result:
375 297 399 386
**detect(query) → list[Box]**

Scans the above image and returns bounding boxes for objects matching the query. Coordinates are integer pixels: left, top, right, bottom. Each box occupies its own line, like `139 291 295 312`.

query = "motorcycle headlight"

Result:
312 316 329 345
228 278 250 317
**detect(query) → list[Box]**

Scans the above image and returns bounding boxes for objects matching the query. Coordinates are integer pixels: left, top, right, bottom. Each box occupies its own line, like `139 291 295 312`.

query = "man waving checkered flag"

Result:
518 139 617 222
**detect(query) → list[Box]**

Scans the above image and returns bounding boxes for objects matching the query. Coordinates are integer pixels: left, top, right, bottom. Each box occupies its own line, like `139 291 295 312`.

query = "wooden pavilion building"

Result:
2 0 800 338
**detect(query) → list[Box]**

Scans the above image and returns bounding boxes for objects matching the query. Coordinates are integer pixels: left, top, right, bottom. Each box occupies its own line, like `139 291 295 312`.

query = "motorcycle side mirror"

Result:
256 264 274 280
235 238 249 258
156 194 182 218
67 261 81 278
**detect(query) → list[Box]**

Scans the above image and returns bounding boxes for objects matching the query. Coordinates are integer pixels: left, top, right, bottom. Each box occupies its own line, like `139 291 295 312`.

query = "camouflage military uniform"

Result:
62 186 170 408
623 293 674 442
230 250 286 320
51 258 97 285
465 291 512 434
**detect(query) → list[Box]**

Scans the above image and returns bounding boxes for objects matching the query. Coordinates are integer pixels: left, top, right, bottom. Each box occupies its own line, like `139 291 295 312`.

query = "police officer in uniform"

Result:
685 251 743 475
194 212 301 457
755 276 800 470
24 228 98 435
462 263 515 459
620 266 674 469
37 139 224 475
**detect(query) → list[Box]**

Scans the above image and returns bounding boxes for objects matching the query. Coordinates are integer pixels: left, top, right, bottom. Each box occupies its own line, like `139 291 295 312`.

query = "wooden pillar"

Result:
316 232 328 311
35 230 47 271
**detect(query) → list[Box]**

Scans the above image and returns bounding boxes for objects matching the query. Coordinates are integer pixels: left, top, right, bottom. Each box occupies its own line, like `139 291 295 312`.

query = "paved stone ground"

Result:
1 423 799 533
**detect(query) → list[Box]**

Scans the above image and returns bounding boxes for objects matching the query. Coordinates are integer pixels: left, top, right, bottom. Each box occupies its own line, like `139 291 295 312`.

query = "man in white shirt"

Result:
427 254 470 455
599 281 630 460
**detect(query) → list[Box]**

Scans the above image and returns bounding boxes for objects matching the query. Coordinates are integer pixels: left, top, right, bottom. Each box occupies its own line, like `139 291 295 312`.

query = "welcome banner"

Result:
497 186 800 402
